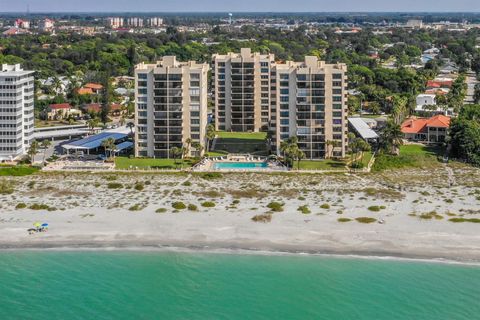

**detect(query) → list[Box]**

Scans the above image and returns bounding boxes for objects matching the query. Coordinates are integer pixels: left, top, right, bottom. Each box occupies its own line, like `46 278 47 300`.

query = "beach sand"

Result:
0 164 479 262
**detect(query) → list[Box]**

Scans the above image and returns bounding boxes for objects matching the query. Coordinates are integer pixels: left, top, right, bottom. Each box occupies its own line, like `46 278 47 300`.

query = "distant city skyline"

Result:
0 0 479 13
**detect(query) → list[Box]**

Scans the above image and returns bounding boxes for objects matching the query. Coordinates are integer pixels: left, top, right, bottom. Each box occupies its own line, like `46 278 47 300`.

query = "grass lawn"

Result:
0 165 39 176
115 157 197 170
298 159 347 170
213 131 268 155
372 145 443 172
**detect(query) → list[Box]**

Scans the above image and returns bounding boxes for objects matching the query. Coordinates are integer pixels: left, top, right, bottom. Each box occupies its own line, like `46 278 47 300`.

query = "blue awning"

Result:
115 141 134 152
63 132 128 150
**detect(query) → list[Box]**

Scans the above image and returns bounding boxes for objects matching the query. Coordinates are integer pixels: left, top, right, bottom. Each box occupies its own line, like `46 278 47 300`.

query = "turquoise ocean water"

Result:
0 251 479 320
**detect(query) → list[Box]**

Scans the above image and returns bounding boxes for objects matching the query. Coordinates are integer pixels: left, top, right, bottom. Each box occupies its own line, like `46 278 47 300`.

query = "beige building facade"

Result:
212 48 275 132
134 57 209 158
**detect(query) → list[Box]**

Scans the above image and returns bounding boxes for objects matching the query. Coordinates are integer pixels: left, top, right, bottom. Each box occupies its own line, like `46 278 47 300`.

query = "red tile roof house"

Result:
426 80 453 89
401 115 451 143
83 83 104 93
46 103 73 120
77 83 104 95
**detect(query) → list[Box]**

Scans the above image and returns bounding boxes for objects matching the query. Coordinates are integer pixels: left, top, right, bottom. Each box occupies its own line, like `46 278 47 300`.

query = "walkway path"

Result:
444 164 456 187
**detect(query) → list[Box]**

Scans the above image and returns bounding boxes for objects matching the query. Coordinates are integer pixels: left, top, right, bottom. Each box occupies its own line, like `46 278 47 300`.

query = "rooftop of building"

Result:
0 64 34 77
401 115 451 134
136 56 209 71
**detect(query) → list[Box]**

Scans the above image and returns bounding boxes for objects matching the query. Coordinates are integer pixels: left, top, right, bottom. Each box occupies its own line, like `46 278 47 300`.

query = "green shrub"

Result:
367 205 385 212
448 218 480 223
267 201 284 212
134 182 144 191
15 203 27 209
172 202 187 210
201 172 222 180
201 201 216 208
0 180 14 195
418 211 443 220
355 217 377 224
128 204 143 211
251 214 272 223
188 204 198 211
107 182 123 189
232 199 240 204
320 203 330 209
29 203 50 210
182 181 192 186
156 208 167 213
297 205 311 214
338 218 352 222
444 199 453 203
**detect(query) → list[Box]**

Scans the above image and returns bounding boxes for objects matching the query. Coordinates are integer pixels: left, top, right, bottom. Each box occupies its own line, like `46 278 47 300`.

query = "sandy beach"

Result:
0 164 479 262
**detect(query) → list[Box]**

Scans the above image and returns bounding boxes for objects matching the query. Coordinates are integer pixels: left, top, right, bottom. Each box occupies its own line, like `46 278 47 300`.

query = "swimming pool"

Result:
213 162 268 170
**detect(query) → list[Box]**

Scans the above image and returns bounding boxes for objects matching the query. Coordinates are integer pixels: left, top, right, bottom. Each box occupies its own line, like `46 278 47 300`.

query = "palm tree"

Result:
40 139 52 163
205 124 216 152
280 136 299 168
294 148 305 170
191 142 204 158
52 76 63 95
101 137 116 159
27 140 40 165
88 118 99 134
126 122 135 135
170 147 183 168
380 120 404 155
391 95 408 125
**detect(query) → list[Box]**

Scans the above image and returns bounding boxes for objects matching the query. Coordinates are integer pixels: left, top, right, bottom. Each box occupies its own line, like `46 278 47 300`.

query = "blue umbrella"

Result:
41 223 49 227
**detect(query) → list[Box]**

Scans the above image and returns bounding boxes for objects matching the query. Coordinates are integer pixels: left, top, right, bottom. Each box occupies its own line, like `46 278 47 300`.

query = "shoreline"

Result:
1 239 480 266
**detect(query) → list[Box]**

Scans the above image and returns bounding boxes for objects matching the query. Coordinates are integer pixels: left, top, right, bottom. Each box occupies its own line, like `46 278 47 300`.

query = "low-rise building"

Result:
401 115 450 143
45 103 80 120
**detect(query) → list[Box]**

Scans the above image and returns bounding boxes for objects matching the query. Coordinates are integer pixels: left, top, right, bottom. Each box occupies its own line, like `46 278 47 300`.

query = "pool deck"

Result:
193 154 287 172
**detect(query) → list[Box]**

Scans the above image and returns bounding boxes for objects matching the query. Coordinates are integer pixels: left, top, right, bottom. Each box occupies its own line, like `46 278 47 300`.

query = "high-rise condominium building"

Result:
135 57 209 158
212 48 275 132
0 64 35 161
273 57 348 159
126 17 144 28
147 17 163 27
107 17 124 28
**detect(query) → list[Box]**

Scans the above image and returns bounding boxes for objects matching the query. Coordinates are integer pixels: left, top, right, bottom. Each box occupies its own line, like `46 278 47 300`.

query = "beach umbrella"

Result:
33 222 41 228
41 223 49 228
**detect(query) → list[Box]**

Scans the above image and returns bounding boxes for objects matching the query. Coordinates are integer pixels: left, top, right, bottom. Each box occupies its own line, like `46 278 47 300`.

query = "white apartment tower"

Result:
107 17 124 28
127 17 144 28
0 64 35 161
135 57 209 158
147 17 163 27
212 48 275 132
273 57 348 159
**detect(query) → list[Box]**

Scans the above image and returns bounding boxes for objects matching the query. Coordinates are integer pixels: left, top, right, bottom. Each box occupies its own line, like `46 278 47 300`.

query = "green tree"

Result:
380 120 404 155
205 124 216 152
27 140 40 164
449 104 480 166
101 137 116 159
40 139 52 163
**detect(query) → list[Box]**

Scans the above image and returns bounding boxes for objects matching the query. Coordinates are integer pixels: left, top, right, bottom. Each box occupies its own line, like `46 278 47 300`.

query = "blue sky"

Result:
0 0 479 12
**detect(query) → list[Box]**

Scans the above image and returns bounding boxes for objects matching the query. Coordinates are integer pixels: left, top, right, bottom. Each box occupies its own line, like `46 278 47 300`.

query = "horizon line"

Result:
1 11 480 14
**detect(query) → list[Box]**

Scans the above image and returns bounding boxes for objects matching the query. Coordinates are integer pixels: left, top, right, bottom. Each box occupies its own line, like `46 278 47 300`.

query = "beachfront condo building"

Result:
212 48 275 132
0 64 35 161
134 57 210 158
272 57 348 159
